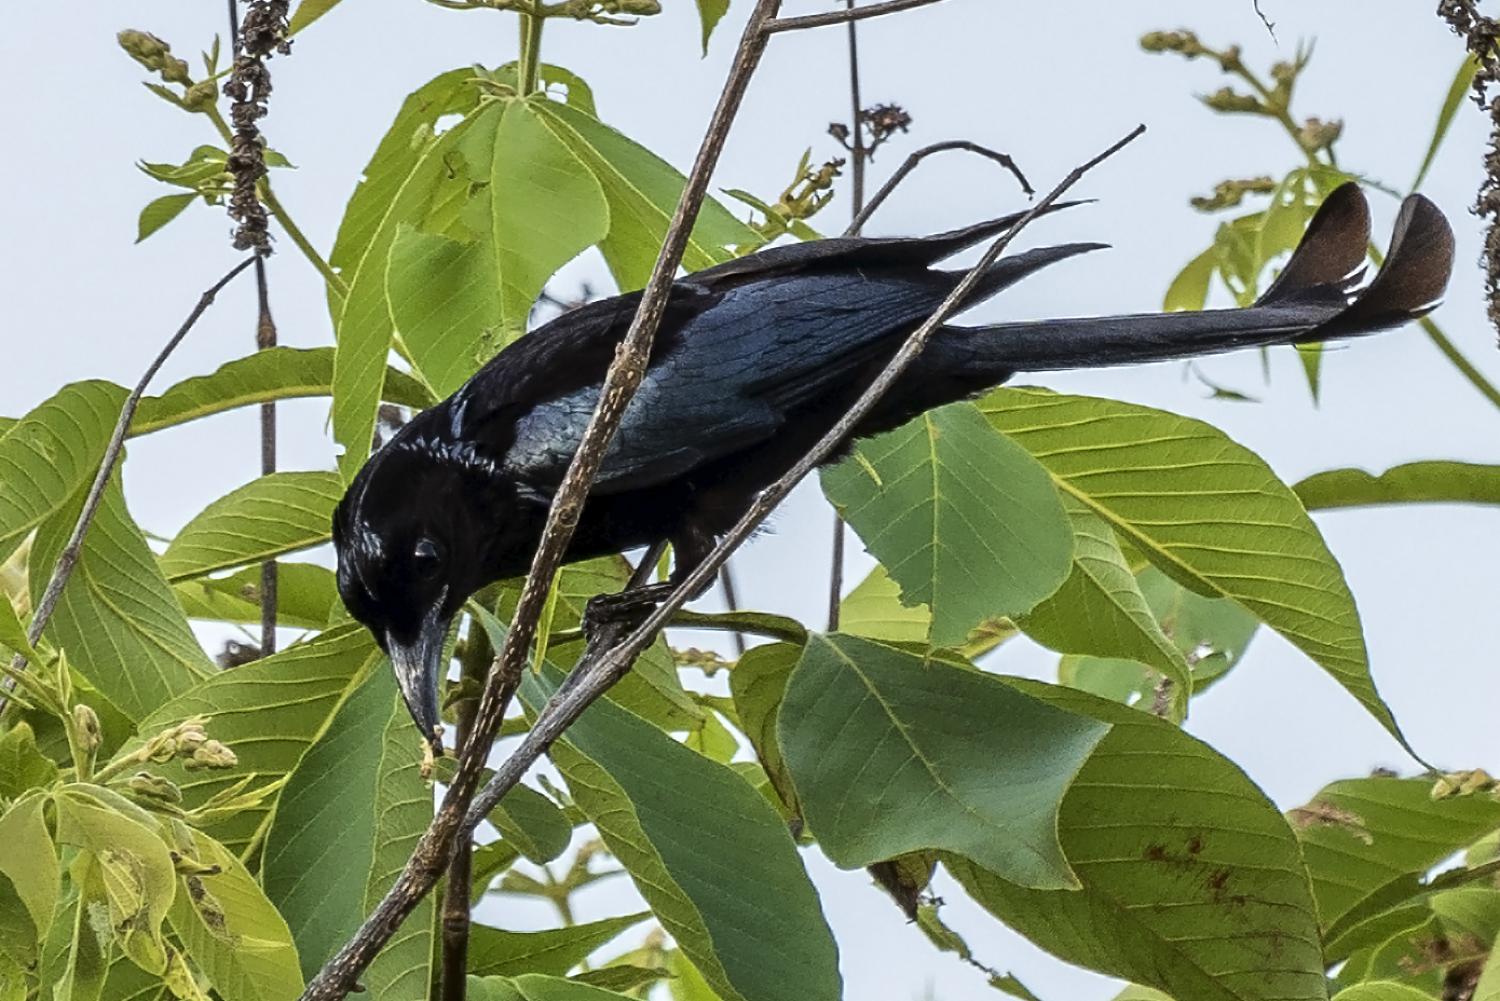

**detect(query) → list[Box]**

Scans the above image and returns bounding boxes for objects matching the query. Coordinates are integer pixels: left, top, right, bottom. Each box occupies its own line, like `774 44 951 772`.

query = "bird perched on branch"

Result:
333 183 1453 745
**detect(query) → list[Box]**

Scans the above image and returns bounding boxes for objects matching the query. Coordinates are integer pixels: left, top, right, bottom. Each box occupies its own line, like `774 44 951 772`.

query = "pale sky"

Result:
1 2 1494 998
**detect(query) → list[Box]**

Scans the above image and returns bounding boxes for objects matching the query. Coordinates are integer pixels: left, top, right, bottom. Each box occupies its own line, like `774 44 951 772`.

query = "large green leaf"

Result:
950 680 1328 1001
822 402 1073 647
489 783 571 865
167 829 303 1001
778 634 1108 888
1017 500 1192 719
468 913 647 978
332 106 480 481
519 665 840 1001
31 480 210 722
983 388 1408 751
836 563 1019 658
127 624 380 854
160 471 344 582
130 347 432 437
1290 777 1500 940
261 666 433 998
0 723 58 801
1295 461 1500 511
728 642 801 821
532 100 759 289
0 381 124 557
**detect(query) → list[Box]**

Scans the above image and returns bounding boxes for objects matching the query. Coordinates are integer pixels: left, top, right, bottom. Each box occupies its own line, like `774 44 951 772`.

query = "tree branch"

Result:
253 257 279 657
765 0 946 33
849 140 1034 235
462 124 1148 831
0 257 257 715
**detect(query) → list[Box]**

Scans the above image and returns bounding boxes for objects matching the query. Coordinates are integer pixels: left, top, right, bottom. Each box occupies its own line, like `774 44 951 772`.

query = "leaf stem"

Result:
519 9 545 95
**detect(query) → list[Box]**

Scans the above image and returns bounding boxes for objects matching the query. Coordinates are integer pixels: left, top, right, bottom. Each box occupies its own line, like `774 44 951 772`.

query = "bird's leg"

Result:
583 525 716 637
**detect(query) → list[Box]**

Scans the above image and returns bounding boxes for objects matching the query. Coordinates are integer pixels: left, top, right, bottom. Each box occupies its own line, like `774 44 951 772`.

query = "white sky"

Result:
2 1 1495 999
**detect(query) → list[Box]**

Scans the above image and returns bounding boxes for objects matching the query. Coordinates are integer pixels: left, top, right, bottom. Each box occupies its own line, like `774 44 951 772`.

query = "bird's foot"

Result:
582 581 675 639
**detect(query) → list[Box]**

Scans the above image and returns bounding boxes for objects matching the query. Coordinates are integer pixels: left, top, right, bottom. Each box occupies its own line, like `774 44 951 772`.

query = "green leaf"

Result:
1290 777 1500 939
983 388 1411 754
52 859 110 1001
174 562 340 630
778 634 1108 888
468 913 647 977
519 664 840 1001
0 793 58 942
131 347 432 437
287 0 343 34
837 564 1017 658
1017 500 1192 719
0 380 125 558
949 680 1328 1001
136 193 196 243
129 624 380 854
570 965 669 993
261 665 431 997
532 101 760 289
489 784 571 865
0 593 41 673
1331 984 1438 1001
472 973 647 1001
1411 56 1479 192
31 479 210 722
1163 245 1217 312
1295 461 1500 511
821 403 1073 647
695 0 730 53
55 784 177 974
332 104 480 481
0 723 58 800
167 829 303 1001
728 642 801 819
160 471 344 582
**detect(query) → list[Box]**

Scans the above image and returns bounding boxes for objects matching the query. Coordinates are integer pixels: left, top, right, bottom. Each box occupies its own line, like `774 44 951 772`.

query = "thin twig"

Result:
717 566 748 656
0 258 256 715
827 0 865 632
296 4 790 997
765 0 945 33
463 125 1147 830
850 140 1034 235
439 623 493 1001
254 257 279 657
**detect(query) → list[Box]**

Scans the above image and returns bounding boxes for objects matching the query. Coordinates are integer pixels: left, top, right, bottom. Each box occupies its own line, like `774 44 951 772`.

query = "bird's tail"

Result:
938 183 1453 374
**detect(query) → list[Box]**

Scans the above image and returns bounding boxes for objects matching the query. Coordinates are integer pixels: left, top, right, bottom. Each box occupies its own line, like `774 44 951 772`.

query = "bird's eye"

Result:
412 538 443 578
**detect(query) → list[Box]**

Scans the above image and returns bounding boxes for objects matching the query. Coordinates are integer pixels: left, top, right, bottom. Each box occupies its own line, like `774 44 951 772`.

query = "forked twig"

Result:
850 140 1035 235
765 0 948 33
0 258 257 715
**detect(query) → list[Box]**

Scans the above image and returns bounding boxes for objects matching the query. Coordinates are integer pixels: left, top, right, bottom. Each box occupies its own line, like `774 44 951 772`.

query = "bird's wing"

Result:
496 240 1102 495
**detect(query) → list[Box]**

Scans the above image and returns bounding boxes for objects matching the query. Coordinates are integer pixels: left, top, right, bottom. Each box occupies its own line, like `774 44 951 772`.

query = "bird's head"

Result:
332 412 513 749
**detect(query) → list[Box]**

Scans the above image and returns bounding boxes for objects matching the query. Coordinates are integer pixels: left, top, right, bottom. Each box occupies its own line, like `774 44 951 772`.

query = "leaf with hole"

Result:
822 402 1073 648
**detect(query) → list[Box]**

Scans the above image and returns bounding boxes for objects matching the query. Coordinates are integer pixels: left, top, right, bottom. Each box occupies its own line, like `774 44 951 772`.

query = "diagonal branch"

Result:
462 124 1147 830
298 2 794 997
0 257 257 716
765 0 947 33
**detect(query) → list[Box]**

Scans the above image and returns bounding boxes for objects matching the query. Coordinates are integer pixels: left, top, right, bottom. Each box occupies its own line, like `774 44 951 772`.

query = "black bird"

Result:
333 183 1453 744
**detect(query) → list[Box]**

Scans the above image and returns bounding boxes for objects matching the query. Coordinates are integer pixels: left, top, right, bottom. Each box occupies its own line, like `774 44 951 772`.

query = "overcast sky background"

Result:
2 1 1495 998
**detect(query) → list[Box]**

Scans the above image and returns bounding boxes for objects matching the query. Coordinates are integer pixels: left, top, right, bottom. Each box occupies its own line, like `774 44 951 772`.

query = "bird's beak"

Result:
387 605 449 754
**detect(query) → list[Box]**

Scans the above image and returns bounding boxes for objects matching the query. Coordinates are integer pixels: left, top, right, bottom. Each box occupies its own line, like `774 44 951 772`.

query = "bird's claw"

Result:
583 582 674 639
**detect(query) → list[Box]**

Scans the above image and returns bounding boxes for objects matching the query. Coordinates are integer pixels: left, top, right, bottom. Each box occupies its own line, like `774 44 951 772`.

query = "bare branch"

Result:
0 257 257 715
254 256 279 657
850 140 1034 235
765 0 948 33
464 124 1148 829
